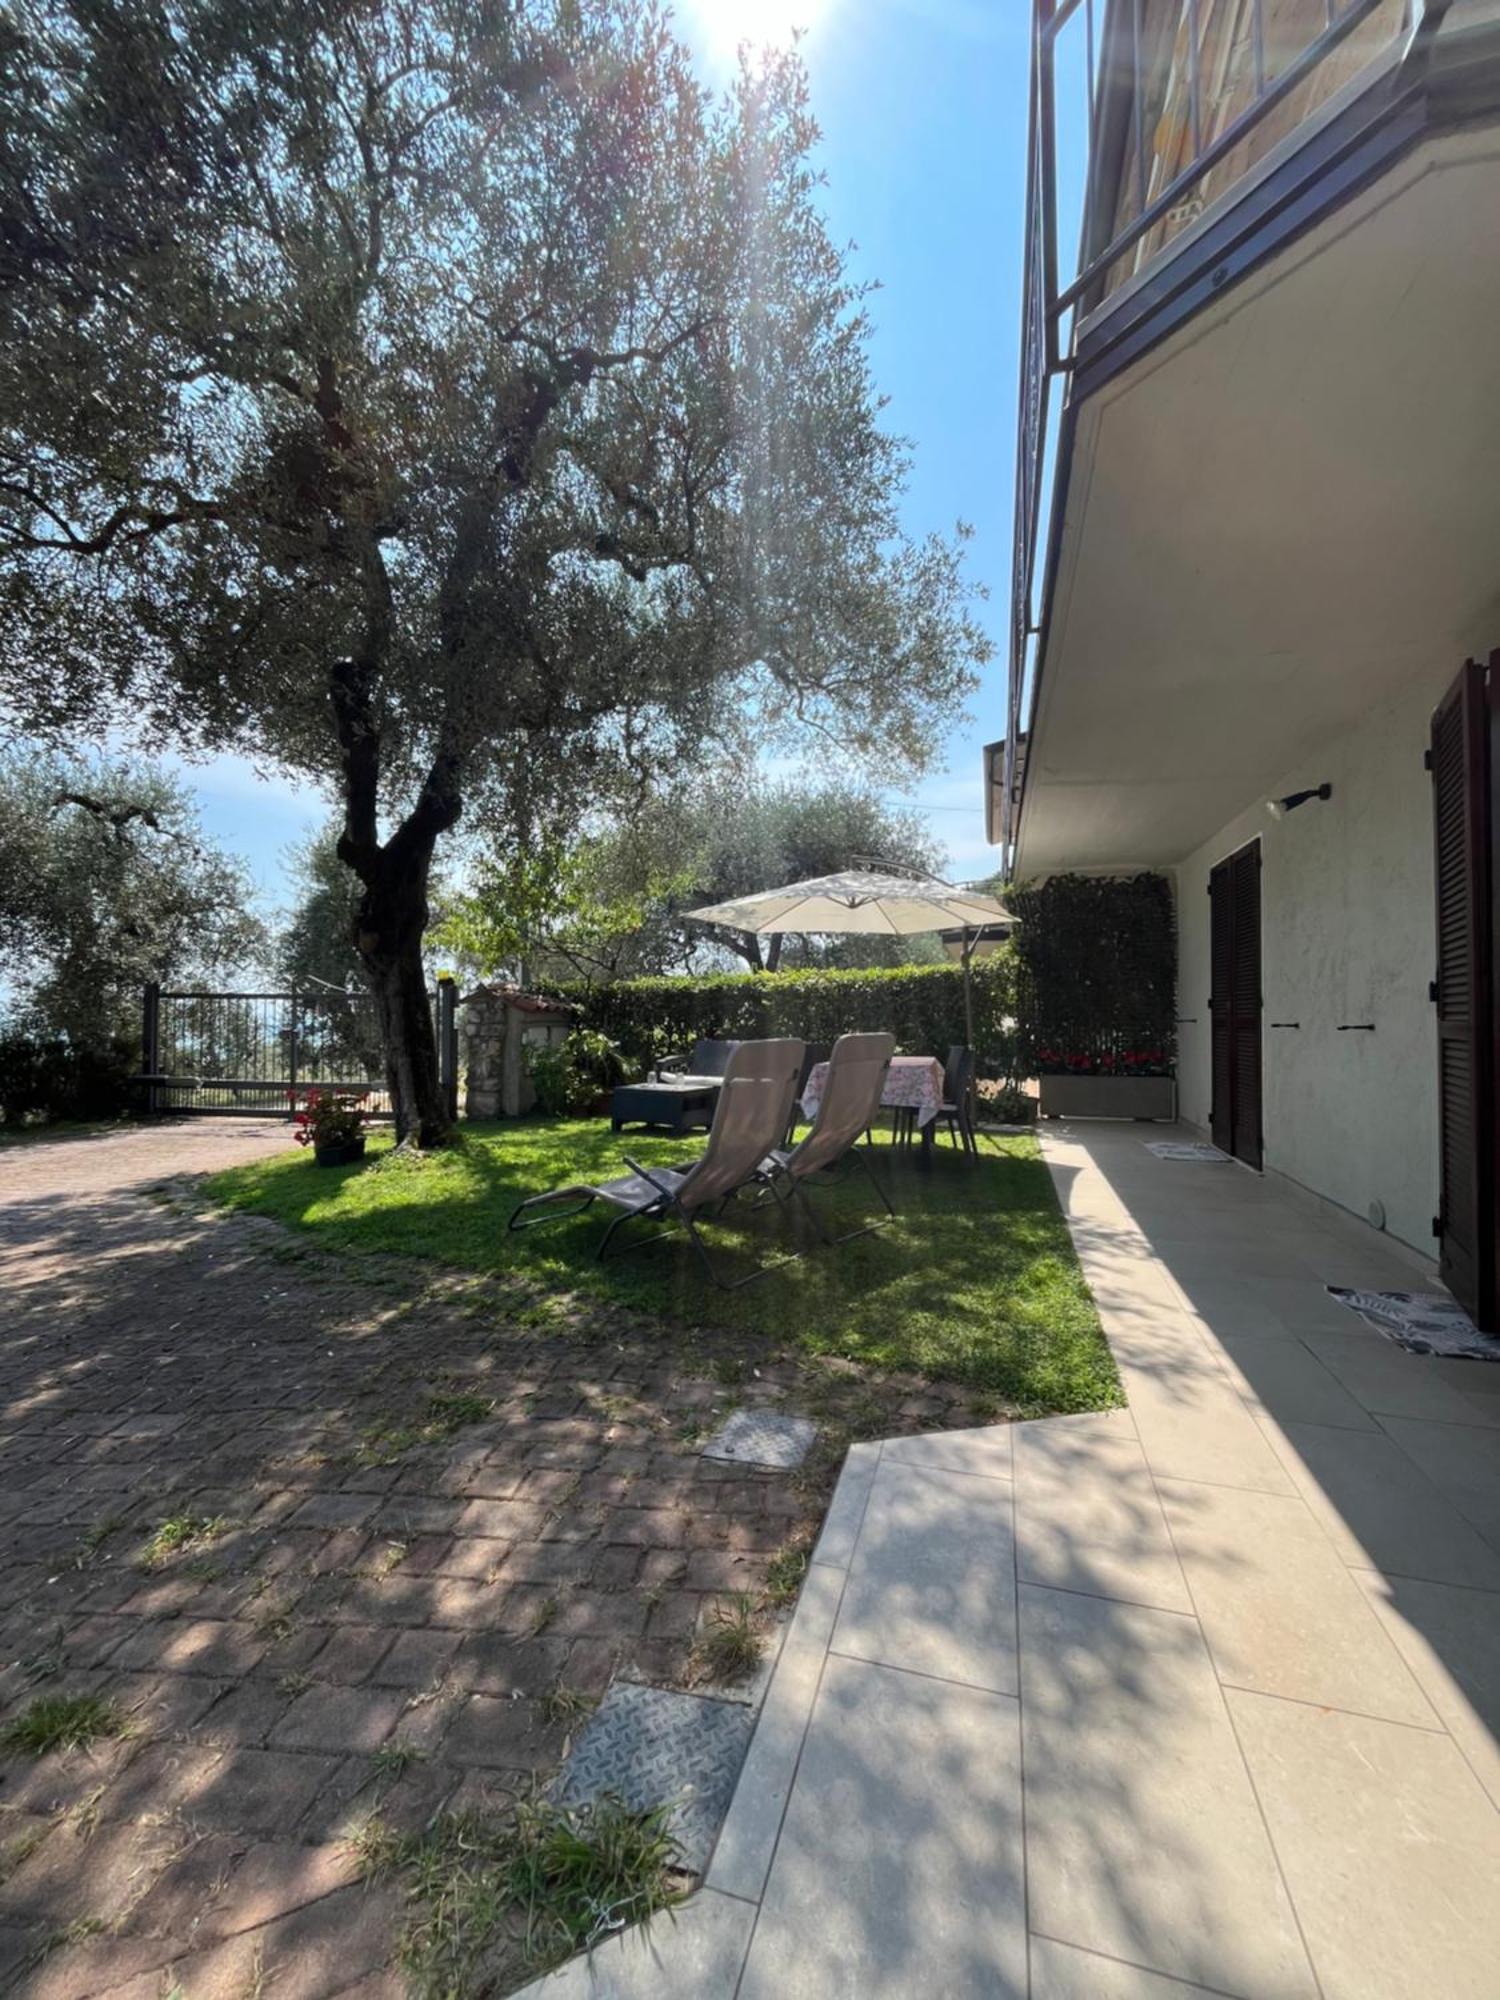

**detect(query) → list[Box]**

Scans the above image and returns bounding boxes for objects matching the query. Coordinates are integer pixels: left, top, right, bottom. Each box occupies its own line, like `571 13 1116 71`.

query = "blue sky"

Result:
179 0 1028 909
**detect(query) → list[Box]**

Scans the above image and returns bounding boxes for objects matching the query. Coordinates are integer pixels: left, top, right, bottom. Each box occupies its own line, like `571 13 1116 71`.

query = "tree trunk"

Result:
355 862 451 1146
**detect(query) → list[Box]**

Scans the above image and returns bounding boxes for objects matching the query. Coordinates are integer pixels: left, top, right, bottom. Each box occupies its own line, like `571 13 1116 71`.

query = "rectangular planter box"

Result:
1039 1074 1177 1121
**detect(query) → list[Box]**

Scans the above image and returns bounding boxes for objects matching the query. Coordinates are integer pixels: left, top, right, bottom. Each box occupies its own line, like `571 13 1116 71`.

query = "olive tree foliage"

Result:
275 822 372 995
434 775 947 981
0 752 266 1048
0 0 989 1142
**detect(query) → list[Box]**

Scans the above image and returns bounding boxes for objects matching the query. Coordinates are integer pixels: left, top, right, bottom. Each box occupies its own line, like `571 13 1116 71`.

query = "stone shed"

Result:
460 985 577 1119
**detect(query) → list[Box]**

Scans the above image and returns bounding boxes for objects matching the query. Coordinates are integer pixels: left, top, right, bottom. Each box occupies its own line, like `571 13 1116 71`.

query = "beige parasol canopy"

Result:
684 870 1011 938
685 871 1013 1046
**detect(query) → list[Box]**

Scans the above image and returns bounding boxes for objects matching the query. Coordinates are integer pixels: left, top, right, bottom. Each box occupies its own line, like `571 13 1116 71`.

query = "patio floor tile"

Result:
1156 1479 1438 1725
1013 1418 1190 1615
810 1439 879 1570
1018 1582 1316 1998
881 1422 1014 1480
1229 1687 1500 2000
1212 1329 1380 1431
830 1459 1017 1694
1372 1414 1500 1543
511 1887 756 1999
1265 1420 1500 1588
1300 1329 1500 1429
706 1561 843 1903
736 1654 1027 2000
1113 1333 1298 1493
1350 1566 1500 1808
1028 1935 1231 1998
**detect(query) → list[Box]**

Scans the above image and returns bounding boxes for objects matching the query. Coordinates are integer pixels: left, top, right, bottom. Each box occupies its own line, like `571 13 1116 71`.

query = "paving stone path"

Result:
0 1120 972 1998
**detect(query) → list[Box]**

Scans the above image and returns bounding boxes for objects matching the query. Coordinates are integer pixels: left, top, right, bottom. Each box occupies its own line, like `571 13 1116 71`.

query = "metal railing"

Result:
1002 0 1418 848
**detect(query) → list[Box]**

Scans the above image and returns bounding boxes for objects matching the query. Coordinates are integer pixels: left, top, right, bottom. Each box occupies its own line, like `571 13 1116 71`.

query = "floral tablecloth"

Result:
801 1053 945 1128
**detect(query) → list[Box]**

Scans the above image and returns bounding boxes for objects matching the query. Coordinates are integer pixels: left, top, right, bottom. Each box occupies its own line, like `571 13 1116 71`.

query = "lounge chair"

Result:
764 1032 897 1245
507 1039 806 1289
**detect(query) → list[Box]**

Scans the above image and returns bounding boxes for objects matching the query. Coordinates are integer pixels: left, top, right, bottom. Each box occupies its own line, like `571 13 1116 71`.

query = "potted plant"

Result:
290 1086 370 1165
1035 1047 1176 1121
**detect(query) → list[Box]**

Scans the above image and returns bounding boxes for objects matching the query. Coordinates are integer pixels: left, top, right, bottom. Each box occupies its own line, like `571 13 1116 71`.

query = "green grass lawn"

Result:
206 1121 1120 1412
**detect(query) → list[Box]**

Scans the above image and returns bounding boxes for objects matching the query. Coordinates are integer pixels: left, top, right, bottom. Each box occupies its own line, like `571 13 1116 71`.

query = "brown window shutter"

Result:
1431 658 1496 1327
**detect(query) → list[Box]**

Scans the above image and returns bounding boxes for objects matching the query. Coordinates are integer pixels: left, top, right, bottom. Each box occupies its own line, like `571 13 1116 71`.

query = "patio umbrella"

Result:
684 869 1012 1047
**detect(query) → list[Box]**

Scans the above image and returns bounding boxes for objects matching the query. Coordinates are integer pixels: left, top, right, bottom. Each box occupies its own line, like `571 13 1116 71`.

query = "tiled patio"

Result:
526 1121 1500 1999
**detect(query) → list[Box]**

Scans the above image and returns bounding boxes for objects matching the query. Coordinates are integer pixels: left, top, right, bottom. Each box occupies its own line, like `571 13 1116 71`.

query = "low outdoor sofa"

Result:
610 1037 743 1134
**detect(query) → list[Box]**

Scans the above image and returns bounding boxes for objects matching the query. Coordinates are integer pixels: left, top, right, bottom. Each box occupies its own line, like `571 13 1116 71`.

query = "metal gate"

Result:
138 981 458 1120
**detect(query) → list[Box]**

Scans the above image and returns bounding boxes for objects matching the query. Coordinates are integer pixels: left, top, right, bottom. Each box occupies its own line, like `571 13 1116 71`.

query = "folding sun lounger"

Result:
508 1038 806 1290
764 1031 897 1246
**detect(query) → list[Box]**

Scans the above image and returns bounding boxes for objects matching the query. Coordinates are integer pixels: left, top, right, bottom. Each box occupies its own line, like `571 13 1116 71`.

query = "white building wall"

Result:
1175 665 1458 1257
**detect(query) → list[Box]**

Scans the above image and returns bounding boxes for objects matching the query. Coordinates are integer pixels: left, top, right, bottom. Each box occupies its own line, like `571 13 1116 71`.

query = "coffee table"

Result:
610 1076 722 1134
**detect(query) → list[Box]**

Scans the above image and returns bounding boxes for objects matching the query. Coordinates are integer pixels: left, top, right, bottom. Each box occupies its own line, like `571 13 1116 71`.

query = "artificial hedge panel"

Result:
552 956 1018 1077
1008 873 1176 1077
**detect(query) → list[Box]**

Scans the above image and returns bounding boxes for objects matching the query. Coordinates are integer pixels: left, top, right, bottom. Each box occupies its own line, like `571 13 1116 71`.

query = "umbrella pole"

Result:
961 929 974 1049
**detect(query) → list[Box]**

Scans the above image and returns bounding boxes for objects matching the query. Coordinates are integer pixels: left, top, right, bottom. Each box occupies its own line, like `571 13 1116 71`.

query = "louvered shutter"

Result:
1230 842 1263 1170
1210 865 1233 1153
1209 840 1262 1168
1431 659 1495 1326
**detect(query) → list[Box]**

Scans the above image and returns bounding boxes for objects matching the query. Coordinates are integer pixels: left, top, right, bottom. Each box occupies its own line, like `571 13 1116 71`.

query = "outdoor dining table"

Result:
801 1052 947 1165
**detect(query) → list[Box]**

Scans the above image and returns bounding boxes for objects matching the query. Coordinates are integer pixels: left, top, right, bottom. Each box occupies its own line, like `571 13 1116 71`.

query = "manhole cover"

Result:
701 1408 816 1469
549 1680 755 1874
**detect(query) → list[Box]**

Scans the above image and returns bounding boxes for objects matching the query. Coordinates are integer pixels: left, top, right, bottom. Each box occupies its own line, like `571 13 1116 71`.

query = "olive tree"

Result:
0 0 988 1141
0 752 265 1048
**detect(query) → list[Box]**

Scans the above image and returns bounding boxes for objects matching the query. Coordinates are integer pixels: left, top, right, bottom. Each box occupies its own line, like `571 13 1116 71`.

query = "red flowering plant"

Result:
289 1086 370 1148
1034 1047 1170 1077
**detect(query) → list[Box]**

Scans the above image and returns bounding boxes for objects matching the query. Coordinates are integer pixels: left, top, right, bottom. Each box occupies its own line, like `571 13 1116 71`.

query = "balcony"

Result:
1002 0 1457 853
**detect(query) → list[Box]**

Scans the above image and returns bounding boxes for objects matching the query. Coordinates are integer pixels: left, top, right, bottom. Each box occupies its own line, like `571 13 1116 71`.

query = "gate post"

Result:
438 975 459 1123
287 991 300 1109
142 982 161 1115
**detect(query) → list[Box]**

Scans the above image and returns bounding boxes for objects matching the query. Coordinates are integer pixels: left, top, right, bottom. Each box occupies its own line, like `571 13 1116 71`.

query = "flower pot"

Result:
1039 1075 1177 1121
313 1135 367 1168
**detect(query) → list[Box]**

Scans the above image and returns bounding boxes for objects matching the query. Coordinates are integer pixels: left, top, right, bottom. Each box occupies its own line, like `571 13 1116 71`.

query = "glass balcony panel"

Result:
1100 0 1408 300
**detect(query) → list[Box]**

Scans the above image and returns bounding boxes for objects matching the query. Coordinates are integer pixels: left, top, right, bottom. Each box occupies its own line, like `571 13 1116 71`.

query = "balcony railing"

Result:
1002 0 1424 849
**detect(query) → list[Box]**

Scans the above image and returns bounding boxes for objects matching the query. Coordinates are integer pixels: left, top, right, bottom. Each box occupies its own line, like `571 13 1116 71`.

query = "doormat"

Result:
548 1680 755 1875
701 1407 816 1470
1144 1141 1232 1162
1326 1286 1500 1362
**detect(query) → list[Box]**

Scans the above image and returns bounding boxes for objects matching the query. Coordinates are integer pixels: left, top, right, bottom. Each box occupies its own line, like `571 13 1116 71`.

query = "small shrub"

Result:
356 1799 681 1994
692 1593 763 1684
137 1514 227 1570
0 1693 127 1757
0 1033 134 1126
508 1795 681 1968
354 1387 495 1467
978 1079 1035 1122
525 1029 625 1116
765 1541 810 1608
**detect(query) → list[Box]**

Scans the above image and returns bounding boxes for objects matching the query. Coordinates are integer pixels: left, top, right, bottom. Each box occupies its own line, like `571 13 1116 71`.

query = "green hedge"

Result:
552 956 1017 1077
0 1034 135 1125
1008 873 1176 1076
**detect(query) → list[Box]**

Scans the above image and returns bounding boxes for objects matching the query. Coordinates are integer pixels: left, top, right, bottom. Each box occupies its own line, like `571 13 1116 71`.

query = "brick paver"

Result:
0 1119 977 1994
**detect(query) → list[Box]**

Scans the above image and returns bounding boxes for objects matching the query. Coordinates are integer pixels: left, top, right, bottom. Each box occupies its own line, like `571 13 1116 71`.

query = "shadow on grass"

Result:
206 1122 1122 1411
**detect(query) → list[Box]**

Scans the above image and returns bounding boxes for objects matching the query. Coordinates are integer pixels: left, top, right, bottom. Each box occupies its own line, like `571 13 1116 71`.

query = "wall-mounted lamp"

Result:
1266 783 1332 820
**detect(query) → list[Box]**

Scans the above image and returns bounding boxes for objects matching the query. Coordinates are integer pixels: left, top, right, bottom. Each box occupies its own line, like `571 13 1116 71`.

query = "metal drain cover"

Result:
701 1407 816 1470
549 1680 755 1874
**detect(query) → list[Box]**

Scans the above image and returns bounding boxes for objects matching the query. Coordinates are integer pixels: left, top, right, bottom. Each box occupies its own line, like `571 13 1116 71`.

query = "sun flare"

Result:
680 0 829 60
